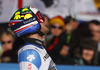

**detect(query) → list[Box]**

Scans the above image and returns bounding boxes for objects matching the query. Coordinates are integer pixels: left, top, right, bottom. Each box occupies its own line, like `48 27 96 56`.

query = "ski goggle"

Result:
50 25 63 29
36 11 45 23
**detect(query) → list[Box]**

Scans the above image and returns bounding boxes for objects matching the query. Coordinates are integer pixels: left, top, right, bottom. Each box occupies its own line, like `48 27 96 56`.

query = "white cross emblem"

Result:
27 55 35 62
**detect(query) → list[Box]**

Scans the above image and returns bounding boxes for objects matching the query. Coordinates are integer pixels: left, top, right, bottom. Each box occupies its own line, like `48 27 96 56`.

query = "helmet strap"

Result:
38 31 45 37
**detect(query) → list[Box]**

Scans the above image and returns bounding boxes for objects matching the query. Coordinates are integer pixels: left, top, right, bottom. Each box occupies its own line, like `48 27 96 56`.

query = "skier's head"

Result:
9 6 49 38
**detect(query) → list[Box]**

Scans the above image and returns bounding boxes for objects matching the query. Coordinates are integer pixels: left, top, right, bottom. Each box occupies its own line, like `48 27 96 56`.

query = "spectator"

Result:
0 31 14 53
64 16 79 34
88 20 100 65
69 23 93 59
64 16 79 45
88 20 100 42
74 38 98 65
0 31 16 63
46 16 66 63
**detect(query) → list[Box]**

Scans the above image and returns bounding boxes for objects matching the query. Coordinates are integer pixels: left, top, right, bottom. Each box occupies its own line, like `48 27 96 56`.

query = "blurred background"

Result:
0 0 100 70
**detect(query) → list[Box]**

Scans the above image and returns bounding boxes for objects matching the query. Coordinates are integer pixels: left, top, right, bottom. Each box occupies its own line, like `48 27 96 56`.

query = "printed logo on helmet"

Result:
11 7 33 20
9 7 35 26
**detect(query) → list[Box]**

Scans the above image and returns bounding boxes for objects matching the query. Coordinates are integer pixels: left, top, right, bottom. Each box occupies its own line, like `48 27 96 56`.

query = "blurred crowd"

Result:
0 15 100 66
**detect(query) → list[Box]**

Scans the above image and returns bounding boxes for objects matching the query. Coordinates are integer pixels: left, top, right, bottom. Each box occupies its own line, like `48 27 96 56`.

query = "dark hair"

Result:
64 16 72 24
64 16 77 24
80 38 97 50
0 30 14 41
88 20 100 25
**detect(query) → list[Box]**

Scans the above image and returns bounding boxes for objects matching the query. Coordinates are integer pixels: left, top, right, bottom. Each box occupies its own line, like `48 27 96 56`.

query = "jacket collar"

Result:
25 38 44 46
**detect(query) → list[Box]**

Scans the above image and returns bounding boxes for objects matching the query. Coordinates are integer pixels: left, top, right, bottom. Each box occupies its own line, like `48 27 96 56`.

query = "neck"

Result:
28 34 42 41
